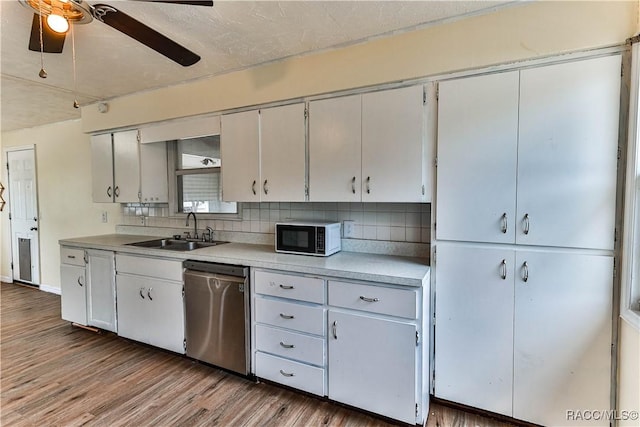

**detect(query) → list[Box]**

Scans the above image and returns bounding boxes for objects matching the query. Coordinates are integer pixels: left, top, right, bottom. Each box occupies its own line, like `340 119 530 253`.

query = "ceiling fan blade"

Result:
92 4 201 67
133 1 213 6
28 14 66 53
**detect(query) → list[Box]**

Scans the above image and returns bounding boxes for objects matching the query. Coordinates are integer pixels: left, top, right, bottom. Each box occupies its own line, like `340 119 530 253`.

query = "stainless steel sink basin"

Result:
127 238 228 251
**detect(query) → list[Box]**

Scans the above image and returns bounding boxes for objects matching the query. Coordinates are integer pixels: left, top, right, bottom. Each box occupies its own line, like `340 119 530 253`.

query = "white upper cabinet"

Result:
221 104 305 202
308 85 432 203
436 71 519 244
516 55 621 250
221 110 260 202
112 130 141 203
260 103 306 202
91 133 115 203
308 94 362 202
436 55 621 250
91 129 168 203
362 85 427 202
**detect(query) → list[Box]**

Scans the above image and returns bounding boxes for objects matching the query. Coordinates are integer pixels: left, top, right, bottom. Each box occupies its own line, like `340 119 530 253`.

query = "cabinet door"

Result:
221 110 260 202
328 310 417 424
517 56 621 250
260 103 306 201
513 251 613 426
90 133 114 203
362 85 424 202
139 141 168 203
436 72 519 243
146 280 185 354
308 95 361 202
60 264 87 325
434 242 515 417
113 130 141 203
115 274 148 343
86 250 117 332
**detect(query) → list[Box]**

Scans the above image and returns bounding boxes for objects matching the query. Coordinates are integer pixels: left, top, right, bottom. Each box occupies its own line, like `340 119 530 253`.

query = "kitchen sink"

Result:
127 238 228 251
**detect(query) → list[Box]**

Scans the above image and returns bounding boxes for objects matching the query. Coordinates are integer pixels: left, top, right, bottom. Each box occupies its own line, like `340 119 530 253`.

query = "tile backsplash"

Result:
121 202 430 242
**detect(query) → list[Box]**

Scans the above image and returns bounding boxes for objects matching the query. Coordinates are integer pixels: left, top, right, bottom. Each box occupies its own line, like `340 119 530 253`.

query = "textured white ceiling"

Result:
1 0 516 132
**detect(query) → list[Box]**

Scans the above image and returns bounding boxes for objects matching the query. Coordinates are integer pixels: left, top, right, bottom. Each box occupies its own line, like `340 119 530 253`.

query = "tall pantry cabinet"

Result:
434 55 621 427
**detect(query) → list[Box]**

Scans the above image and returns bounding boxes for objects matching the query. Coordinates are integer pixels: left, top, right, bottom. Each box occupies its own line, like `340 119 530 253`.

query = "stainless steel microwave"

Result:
275 221 341 256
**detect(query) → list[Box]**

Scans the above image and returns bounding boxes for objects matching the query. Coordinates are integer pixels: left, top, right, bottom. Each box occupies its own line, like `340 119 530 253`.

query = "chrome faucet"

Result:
185 212 198 240
204 226 214 242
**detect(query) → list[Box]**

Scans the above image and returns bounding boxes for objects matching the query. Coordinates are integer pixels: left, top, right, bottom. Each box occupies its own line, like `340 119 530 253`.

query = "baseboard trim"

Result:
1 275 13 283
39 284 61 295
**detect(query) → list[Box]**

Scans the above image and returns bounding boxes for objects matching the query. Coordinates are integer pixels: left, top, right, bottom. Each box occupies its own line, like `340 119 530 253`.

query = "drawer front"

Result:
254 270 325 303
254 297 325 336
255 352 326 396
115 254 183 282
61 247 85 266
255 324 325 366
328 281 418 319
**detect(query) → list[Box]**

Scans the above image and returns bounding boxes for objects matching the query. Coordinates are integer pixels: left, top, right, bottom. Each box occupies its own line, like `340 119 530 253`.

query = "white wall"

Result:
1 120 120 290
82 1 637 132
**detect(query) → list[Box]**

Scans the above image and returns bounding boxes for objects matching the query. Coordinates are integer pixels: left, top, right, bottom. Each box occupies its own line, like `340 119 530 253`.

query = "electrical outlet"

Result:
101 211 108 223
343 220 355 238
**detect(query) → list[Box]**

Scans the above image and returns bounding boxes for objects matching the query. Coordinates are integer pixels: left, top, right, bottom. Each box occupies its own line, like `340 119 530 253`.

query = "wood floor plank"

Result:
1 282 519 427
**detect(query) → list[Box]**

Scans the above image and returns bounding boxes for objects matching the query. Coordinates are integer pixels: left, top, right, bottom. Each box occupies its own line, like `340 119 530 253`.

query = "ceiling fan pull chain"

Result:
37 0 47 78
71 22 79 108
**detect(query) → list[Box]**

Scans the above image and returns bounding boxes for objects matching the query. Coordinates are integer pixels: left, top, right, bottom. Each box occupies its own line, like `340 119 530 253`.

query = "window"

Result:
622 40 640 329
173 135 237 214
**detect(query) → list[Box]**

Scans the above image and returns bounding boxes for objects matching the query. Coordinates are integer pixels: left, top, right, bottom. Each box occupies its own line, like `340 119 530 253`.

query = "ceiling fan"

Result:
20 0 213 67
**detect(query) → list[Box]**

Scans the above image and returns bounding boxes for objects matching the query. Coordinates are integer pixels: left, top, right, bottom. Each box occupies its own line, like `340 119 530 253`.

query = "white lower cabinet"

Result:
328 310 418 425
60 247 88 325
115 254 185 354
435 242 613 426
251 268 428 425
86 249 117 332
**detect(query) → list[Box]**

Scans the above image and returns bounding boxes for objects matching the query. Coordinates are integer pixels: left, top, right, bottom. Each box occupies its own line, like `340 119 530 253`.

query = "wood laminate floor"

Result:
1 282 519 427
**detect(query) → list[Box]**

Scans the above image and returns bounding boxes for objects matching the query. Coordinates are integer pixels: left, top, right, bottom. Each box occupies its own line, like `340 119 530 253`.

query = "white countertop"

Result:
60 234 430 287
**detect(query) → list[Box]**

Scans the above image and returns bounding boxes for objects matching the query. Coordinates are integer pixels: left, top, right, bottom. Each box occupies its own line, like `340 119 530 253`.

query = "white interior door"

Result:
7 149 40 284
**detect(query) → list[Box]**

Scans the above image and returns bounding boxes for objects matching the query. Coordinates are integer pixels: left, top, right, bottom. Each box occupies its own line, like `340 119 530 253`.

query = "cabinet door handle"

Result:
523 213 530 235
107 186 112 198
522 262 529 283
139 288 145 299
252 180 257 195
279 341 295 349
147 288 153 301
114 186 120 198
263 179 268 195
279 313 294 320
77 276 84 287
359 296 379 303
366 176 371 194
67 255 76 259
500 259 507 280
279 369 295 377
332 320 338 339
501 213 508 234
279 284 294 290
351 176 356 194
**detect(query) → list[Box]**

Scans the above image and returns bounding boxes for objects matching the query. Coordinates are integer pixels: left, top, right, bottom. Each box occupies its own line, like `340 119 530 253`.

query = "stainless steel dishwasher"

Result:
183 260 250 375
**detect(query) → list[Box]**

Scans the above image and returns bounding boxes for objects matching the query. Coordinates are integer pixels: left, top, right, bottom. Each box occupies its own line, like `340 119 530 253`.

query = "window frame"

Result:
622 39 640 330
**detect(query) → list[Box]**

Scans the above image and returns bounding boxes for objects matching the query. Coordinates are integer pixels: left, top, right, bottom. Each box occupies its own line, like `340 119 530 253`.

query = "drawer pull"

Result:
359 296 380 303
279 369 295 377
279 341 295 349
67 255 76 259
279 313 295 320
279 284 294 290
332 320 338 339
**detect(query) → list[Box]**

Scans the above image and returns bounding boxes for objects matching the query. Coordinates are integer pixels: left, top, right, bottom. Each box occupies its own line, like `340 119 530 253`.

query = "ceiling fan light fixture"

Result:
20 0 93 25
46 12 69 33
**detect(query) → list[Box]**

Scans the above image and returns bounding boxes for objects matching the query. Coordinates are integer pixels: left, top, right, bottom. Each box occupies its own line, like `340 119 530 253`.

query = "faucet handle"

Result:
183 231 191 239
